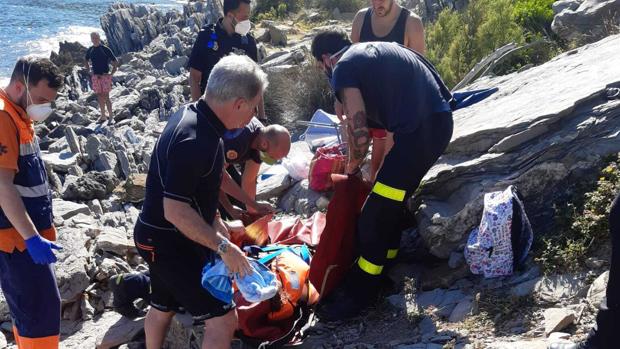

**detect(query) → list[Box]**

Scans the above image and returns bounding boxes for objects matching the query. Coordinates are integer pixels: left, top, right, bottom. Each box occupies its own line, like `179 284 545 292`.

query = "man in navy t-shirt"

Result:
85 32 118 124
311 30 454 321
133 55 269 348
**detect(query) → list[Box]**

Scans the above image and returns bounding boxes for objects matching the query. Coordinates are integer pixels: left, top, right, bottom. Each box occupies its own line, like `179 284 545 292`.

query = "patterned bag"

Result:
464 185 533 278
307 144 346 192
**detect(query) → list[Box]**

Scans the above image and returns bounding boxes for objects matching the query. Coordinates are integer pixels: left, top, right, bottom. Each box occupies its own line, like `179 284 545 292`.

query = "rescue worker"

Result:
579 193 619 349
188 0 266 121
133 55 268 349
220 118 291 220
349 0 426 182
0 57 64 348
311 30 454 320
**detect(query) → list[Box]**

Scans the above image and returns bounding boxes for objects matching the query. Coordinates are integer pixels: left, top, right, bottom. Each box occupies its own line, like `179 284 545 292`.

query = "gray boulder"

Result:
60 311 144 349
42 151 79 173
416 34 620 258
164 56 189 75
96 228 132 256
0 292 10 323
399 0 469 22
551 0 620 44
552 0 584 14
53 199 92 220
148 48 171 69
100 4 168 55
62 171 119 201
587 271 609 309
55 228 91 303
262 21 290 46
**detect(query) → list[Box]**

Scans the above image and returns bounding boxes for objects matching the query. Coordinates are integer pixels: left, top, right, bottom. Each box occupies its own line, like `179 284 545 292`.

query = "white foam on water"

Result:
24 25 105 58
0 76 10 88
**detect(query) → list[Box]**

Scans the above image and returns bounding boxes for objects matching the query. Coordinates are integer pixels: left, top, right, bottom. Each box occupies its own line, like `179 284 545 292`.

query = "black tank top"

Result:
360 7 410 44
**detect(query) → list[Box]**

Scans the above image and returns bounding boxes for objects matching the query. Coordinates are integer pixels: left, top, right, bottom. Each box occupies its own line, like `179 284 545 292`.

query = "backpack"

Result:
464 185 533 278
308 144 346 192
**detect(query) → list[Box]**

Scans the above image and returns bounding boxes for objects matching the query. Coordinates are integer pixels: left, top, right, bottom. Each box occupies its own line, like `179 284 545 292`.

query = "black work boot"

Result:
579 308 616 349
317 267 381 322
109 273 149 319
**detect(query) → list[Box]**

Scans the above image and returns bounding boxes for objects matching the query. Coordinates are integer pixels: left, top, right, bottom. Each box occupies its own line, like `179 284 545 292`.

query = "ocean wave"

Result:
25 25 105 58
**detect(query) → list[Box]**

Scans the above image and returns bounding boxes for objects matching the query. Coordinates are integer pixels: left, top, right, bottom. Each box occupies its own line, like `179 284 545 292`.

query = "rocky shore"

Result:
0 0 618 348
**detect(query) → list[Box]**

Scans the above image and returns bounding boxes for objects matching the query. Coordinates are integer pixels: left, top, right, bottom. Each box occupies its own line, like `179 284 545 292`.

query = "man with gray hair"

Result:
133 54 268 349
85 32 118 124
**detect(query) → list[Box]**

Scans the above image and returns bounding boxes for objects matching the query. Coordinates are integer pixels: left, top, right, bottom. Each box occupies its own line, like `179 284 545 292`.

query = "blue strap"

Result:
258 248 289 265
257 245 312 265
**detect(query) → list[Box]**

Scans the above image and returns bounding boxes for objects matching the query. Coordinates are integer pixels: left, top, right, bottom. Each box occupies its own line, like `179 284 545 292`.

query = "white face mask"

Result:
235 19 251 36
23 62 54 122
27 103 53 122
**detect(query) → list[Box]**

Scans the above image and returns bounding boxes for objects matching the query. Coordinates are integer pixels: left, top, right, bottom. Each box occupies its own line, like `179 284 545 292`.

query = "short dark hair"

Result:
224 0 251 15
10 57 64 89
311 30 352 61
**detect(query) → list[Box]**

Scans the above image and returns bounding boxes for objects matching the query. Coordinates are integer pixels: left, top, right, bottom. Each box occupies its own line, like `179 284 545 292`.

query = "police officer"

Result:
220 118 291 220
311 30 454 321
349 0 426 183
188 0 266 120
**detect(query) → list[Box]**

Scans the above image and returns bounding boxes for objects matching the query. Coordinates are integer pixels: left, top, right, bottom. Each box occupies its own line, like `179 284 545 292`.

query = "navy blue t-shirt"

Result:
331 42 452 134
140 100 226 239
85 45 117 75
223 117 263 164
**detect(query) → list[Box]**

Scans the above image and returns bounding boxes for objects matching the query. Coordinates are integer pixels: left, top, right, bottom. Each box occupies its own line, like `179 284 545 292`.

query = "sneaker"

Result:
108 274 145 319
576 330 602 349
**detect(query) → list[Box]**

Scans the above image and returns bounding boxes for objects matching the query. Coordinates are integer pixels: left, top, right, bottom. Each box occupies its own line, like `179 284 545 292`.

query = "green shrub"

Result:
536 154 620 273
253 0 302 20
513 0 555 36
426 0 525 88
315 0 365 12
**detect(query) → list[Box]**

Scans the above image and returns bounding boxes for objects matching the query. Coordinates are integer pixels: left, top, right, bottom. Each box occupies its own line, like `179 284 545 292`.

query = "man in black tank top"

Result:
348 1 426 184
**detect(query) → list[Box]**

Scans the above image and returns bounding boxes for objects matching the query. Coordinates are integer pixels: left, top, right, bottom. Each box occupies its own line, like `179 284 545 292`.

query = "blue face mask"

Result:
223 128 244 140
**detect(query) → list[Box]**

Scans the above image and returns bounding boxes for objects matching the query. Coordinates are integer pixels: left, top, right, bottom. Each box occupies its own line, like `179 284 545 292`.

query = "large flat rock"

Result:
60 311 144 348
417 34 620 258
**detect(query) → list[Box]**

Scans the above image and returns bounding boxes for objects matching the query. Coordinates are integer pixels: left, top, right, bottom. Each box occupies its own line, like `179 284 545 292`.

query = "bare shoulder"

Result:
352 8 369 26
351 8 369 42
406 12 424 30
356 7 370 17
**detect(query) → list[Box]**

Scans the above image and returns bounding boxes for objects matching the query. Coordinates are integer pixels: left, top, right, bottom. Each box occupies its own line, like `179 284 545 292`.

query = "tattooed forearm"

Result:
346 111 370 164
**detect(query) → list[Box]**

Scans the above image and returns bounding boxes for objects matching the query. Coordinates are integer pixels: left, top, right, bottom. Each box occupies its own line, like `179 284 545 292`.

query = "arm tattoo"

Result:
347 111 370 162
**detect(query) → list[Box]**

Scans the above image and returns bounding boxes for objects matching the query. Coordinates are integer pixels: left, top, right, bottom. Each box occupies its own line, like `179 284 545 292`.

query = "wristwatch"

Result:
217 239 230 256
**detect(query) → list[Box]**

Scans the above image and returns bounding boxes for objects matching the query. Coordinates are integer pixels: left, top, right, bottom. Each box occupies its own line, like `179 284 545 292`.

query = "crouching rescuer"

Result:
311 30 454 321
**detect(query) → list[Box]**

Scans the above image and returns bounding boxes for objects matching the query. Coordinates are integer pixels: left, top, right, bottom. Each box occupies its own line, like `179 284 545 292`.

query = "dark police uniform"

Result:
331 41 453 298
188 18 258 94
219 117 264 218
223 117 264 165
134 99 233 321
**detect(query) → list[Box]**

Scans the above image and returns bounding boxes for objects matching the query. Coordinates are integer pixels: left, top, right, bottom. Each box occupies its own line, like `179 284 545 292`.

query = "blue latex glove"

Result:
25 235 62 265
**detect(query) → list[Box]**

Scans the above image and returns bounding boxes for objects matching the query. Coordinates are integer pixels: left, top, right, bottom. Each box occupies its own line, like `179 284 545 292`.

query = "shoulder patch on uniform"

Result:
226 150 238 160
